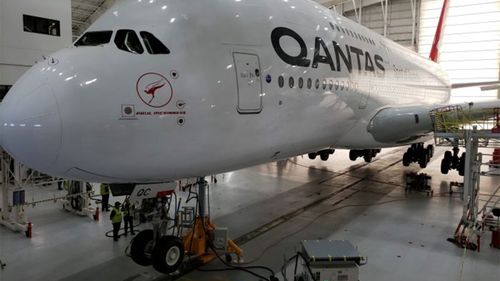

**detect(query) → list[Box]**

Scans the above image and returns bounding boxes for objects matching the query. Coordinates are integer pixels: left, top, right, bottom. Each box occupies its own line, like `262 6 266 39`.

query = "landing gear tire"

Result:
444 151 452 161
458 153 466 176
418 153 428 169
131 230 155 266
426 145 434 158
441 158 450 174
152 236 185 274
308 153 317 160
320 152 330 161
403 152 411 167
349 150 358 161
364 153 373 163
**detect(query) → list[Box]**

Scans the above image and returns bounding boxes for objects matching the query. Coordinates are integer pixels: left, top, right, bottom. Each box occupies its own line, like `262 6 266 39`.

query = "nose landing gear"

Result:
402 143 434 168
129 178 243 275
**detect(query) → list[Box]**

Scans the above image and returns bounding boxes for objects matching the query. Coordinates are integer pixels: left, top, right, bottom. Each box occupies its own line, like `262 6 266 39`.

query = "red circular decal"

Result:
136 73 173 108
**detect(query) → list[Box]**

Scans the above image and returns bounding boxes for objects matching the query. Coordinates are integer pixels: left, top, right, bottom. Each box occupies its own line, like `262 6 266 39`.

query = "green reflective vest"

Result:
100 184 110 195
111 207 122 224
122 202 134 217
63 180 70 191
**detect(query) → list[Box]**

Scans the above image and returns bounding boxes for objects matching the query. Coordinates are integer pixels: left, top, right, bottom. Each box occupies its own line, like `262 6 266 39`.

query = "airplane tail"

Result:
429 0 450 63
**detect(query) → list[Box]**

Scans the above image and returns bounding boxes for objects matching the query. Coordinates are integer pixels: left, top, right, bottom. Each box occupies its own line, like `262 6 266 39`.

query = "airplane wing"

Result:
452 81 500 91
368 100 500 144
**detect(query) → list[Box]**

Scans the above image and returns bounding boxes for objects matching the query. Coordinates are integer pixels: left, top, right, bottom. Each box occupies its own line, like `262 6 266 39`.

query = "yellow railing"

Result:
432 106 500 134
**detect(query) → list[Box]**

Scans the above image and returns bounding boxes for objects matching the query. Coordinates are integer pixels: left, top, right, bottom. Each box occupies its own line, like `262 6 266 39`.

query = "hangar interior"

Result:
0 0 500 281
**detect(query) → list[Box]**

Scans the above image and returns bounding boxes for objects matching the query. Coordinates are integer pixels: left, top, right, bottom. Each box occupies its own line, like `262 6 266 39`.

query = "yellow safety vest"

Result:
100 184 110 195
63 181 70 191
111 207 122 224
123 202 134 217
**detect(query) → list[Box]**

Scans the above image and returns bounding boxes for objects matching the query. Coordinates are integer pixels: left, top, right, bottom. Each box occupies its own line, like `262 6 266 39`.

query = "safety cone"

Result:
26 222 32 239
94 207 100 221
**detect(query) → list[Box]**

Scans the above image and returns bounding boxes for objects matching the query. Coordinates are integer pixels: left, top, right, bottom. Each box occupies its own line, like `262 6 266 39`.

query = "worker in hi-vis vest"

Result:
100 183 110 212
122 198 135 236
110 202 122 241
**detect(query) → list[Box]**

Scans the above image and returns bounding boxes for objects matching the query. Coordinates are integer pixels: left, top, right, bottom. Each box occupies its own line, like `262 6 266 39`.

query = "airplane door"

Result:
233 52 263 114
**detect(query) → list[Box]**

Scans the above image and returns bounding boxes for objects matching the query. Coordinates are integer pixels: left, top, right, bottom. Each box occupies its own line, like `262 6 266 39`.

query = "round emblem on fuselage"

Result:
136 73 173 108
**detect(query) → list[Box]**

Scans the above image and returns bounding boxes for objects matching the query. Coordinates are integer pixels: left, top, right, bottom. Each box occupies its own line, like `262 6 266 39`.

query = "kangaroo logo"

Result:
136 73 173 108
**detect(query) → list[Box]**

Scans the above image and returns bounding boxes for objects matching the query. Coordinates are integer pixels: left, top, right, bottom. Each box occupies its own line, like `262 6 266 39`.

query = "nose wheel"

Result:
130 229 155 266
152 236 185 274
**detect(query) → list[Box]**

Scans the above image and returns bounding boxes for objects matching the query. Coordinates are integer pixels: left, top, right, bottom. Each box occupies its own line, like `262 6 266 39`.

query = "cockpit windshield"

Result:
140 32 170 54
74 31 113 47
114 30 144 54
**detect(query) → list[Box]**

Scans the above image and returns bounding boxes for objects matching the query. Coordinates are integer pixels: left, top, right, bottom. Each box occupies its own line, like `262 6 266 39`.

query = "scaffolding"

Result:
0 147 64 236
433 106 500 250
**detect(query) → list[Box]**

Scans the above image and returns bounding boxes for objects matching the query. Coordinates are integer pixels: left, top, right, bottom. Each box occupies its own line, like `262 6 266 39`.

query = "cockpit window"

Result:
140 31 170 54
74 31 113 47
114 30 144 54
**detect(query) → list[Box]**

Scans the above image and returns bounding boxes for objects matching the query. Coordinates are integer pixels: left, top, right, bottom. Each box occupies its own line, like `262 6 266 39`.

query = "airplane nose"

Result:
0 82 62 172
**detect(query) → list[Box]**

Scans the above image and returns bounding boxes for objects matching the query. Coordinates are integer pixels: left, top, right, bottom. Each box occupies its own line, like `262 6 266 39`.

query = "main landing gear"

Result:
349 149 381 163
402 143 434 168
440 147 466 176
308 149 335 161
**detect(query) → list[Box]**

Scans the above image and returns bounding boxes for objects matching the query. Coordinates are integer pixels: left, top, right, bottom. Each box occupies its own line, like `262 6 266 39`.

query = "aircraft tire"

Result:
444 151 452 161
363 153 373 163
441 158 450 174
403 152 411 167
320 152 329 161
152 236 184 274
349 150 358 161
131 230 154 266
458 153 466 176
427 145 434 158
418 153 428 169
308 153 317 160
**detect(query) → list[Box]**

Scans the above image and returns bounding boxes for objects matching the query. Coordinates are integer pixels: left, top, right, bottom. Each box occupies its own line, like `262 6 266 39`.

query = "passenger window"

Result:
307 78 312 89
278 76 285 88
140 31 170 54
115 30 144 54
289 77 295 88
298 77 304 89
75 31 113 47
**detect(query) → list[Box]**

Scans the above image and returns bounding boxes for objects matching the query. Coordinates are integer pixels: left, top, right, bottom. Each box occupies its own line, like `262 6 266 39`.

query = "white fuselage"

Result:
0 0 450 183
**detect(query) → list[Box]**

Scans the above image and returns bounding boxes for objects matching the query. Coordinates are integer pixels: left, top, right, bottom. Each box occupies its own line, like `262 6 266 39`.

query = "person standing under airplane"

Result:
122 198 135 236
110 202 122 242
100 183 110 212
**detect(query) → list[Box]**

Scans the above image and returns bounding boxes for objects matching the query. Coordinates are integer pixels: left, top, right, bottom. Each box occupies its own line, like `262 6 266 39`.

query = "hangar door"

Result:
233 52 263 114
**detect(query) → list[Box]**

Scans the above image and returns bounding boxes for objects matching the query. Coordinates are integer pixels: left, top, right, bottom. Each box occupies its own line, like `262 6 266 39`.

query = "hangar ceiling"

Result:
71 0 106 37
70 0 347 39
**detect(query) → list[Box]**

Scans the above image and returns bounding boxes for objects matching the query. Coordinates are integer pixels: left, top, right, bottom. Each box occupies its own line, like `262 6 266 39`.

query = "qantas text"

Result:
271 27 386 74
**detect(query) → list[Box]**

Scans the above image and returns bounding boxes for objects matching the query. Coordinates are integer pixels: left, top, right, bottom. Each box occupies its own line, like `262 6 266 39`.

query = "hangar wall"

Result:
343 0 419 50
0 0 72 87
419 0 500 101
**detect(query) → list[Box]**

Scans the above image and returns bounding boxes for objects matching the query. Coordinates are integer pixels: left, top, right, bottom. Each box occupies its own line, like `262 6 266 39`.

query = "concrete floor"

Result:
0 147 499 281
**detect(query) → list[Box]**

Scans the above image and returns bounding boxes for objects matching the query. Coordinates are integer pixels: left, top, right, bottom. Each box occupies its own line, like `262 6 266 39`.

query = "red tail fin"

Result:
429 0 450 63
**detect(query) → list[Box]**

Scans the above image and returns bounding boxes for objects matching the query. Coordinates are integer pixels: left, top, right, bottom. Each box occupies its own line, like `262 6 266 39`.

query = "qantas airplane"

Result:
0 0 497 183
